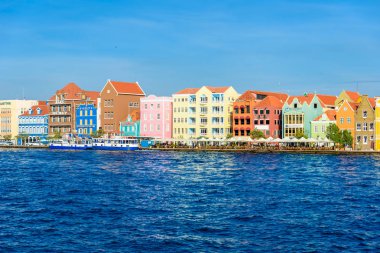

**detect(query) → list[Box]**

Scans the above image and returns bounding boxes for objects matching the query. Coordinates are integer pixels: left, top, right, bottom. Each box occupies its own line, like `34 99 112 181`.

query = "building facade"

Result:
48 82 99 135
282 94 336 138
232 90 288 137
335 90 361 107
375 98 380 151
99 80 145 134
172 86 240 139
354 95 375 150
120 110 140 137
18 102 49 143
140 95 173 139
0 100 38 141
75 104 97 136
310 110 336 139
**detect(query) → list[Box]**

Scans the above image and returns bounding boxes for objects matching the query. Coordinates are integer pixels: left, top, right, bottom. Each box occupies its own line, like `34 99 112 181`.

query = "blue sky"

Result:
1 0 380 99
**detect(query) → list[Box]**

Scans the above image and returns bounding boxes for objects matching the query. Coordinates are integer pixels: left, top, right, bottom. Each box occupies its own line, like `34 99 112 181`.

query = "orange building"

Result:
336 100 357 147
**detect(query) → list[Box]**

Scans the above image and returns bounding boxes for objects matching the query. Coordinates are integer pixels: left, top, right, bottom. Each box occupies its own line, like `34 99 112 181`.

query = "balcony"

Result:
50 111 71 115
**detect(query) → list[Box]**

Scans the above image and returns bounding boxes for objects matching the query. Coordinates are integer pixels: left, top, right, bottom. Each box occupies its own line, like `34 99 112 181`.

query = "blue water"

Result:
0 149 379 252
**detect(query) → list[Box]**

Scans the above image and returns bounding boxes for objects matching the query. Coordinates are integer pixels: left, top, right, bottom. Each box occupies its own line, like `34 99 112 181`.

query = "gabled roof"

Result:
175 88 201 95
249 90 289 101
316 94 337 107
107 80 145 95
313 110 336 121
369 97 376 108
49 82 99 101
20 103 49 116
205 86 230 93
344 90 361 102
254 96 284 108
286 94 315 105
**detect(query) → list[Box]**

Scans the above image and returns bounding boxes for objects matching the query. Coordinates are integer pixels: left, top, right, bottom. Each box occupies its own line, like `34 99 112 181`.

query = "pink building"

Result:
140 95 173 139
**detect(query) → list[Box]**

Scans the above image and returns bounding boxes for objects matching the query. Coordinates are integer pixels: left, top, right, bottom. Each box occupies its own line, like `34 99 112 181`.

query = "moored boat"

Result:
92 137 139 151
49 140 93 150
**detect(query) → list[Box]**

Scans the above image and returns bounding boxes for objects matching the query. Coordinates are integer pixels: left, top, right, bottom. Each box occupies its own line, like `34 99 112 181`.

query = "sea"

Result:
0 149 379 252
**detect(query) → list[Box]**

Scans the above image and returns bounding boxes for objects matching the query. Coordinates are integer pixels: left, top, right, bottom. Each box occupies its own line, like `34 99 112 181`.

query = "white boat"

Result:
49 140 93 150
92 137 139 151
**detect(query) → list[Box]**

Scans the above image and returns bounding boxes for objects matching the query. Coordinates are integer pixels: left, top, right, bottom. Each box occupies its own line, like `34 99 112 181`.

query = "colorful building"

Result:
0 100 38 141
282 94 336 138
172 86 240 139
18 101 49 144
335 100 356 146
375 98 380 151
99 80 145 134
354 95 375 150
48 82 99 135
335 90 361 107
75 104 97 136
310 110 336 139
232 90 288 137
120 110 140 137
140 95 173 139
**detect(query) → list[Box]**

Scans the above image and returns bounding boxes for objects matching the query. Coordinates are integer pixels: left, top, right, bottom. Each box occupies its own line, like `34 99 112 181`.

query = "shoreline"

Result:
142 147 380 155
1 145 378 155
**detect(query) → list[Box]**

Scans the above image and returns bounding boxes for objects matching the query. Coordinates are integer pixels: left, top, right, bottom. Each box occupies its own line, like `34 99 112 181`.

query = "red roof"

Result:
85 91 100 101
313 110 336 121
175 88 201 95
49 82 99 102
368 97 376 108
109 80 145 95
316 94 337 107
205 86 230 93
286 94 315 105
21 104 50 116
345 90 361 102
249 90 289 101
254 96 284 108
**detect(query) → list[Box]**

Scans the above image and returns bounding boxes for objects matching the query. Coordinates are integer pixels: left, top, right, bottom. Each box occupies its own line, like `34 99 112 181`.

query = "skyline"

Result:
1 0 380 100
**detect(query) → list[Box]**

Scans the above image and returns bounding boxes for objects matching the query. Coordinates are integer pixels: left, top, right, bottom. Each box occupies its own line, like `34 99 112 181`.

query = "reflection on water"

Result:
0 149 379 252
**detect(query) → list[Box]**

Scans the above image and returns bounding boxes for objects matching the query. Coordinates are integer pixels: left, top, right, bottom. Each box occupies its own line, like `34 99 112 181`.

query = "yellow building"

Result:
0 100 38 141
172 86 240 139
375 98 380 151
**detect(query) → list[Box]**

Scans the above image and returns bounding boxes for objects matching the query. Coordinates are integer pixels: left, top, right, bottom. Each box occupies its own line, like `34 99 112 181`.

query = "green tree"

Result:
326 123 342 144
3 134 12 141
295 129 307 139
250 129 265 139
226 133 233 139
52 131 62 140
341 130 353 147
91 129 105 138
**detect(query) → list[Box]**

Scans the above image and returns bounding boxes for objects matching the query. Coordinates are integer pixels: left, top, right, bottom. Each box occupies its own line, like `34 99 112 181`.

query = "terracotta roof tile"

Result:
249 90 289 101
316 94 337 107
286 94 315 105
49 82 100 101
175 88 201 95
345 90 361 102
205 86 230 93
20 104 50 116
369 97 376 108
109 80 145 95
254 96 284 108
313 110 336 121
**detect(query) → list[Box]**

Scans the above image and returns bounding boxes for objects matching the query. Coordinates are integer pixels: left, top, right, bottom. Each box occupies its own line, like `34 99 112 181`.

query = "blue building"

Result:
120 110 140 137
18 103 49 144
75 104 97 136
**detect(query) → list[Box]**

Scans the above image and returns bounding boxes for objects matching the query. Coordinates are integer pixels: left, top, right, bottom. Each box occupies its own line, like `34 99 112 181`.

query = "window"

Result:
340 117 344 124
157 104 160 109
363 136 368 144
322 125 326 132
370 135 374 141
200 128 207 135
370 123 374 130
200 118 207 124
356 136 361 143
200 107 208 114
266 110 270 114
314 103 318 109
314 125 318 133
356 123 361 131
144 104 148 109
157 114 161 120
157 124 160 131
294 103 298 108
347 117 351 124
363 111 367 118
363 123 368 131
